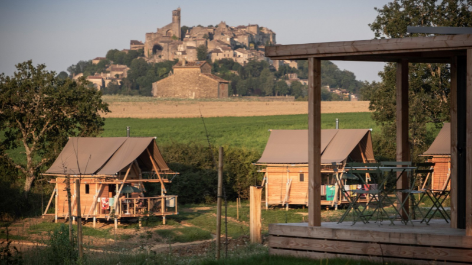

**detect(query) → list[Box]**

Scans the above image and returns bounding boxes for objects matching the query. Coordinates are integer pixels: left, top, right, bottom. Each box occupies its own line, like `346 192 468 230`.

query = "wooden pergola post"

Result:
466 49 472 236
450 56 458 229
396 59 410 220
308 57 322 227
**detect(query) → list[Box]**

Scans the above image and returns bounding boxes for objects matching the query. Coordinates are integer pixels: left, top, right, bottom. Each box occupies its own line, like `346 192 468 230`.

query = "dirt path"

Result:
103 101 371 118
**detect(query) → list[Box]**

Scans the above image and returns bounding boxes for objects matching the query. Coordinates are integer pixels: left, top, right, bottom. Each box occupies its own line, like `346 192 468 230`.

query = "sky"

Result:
0 0 391 82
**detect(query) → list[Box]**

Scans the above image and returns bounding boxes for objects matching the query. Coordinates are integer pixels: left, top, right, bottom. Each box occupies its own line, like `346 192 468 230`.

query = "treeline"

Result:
65 49 365 99
213 59 364 100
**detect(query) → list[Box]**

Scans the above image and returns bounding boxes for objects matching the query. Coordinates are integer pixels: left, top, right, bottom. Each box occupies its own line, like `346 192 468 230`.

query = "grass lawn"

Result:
101 112 378 153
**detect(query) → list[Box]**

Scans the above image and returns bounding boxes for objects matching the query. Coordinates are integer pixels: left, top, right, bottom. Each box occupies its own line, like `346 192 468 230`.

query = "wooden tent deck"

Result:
269 220 472 264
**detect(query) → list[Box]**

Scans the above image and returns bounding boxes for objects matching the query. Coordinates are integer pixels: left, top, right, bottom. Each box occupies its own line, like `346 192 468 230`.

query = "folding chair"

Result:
395 162 434 224
337 163 382 225
422 172 451 224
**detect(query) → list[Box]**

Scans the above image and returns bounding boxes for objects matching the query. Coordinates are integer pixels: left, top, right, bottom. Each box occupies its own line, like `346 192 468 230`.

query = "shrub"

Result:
44 224 78 265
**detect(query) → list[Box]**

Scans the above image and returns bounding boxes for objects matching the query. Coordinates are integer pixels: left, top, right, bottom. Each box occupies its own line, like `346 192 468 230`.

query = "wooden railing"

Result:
117 195 178 216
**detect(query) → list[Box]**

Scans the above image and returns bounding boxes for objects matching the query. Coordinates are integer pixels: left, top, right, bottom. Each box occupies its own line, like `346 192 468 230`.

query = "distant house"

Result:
130 40 144 50
92 57 106 65
86 76 104 90
107 64 130 78
152 60 229 99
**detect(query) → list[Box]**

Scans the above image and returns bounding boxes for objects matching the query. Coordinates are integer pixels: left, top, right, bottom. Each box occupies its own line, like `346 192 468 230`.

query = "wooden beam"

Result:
269 236 472 263
450 56 458 229
85 184 103 220
109 163 132 220
265 34 472 60
43 188 56 215
396 59 410 220
308 57 322 226
146 148 166 192
466 49 472 236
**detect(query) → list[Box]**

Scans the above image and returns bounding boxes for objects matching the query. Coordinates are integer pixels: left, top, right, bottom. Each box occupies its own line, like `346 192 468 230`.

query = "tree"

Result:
0 61 110 197
57 71 69 79
275 80 289 96
196 45 208 61
260 68 274 96
368 0 472 160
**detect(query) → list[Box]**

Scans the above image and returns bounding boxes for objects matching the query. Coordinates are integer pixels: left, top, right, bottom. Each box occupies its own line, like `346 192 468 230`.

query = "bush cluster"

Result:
159 143 262 204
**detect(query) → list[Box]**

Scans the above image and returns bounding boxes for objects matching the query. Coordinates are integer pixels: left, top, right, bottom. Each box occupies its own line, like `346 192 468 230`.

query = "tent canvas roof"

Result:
257 129 374 164
45 137 170 175
423 123 451 156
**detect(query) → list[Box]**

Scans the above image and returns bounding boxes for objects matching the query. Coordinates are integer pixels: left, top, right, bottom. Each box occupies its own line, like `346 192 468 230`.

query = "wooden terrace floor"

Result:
269 220 472 264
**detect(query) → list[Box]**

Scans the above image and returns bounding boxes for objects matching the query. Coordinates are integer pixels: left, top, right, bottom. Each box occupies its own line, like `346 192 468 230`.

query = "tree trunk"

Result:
66 176 73 243
23 175 35 199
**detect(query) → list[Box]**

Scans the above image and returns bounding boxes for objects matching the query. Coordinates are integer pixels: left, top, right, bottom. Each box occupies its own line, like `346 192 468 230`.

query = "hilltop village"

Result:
69 8 362 100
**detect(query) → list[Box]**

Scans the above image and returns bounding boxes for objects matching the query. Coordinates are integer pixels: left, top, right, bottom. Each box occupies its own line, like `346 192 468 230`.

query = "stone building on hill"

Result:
130 40 144 50
152 60 229 99
141 8 276 64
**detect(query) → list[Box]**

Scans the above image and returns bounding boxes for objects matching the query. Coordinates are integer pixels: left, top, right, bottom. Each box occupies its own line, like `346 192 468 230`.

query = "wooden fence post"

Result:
216 147 224 259
250 186 262 244
75 179 83 258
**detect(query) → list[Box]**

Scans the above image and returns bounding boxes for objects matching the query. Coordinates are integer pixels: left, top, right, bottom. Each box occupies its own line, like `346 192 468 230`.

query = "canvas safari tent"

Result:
256 129 375 208
422 123 451 191
42 137 178 223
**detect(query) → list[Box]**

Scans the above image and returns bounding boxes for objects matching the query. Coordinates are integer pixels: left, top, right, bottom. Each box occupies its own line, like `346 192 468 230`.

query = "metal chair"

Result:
337 163 382 225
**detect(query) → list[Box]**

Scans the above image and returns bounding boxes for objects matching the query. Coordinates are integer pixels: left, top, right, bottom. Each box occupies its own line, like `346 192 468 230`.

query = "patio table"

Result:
338 163 418 226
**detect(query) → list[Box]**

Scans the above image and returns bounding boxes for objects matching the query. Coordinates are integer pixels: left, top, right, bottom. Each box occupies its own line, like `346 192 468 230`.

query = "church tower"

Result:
172 8 181 39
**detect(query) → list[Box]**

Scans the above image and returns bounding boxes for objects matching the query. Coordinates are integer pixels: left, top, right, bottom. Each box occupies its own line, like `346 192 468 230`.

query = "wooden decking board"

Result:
270 248 467 265
269 236 472 263
269 221 472 249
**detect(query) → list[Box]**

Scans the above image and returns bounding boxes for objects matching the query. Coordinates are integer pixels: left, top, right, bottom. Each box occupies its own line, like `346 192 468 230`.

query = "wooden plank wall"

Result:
269 224 472 264
266 167 309 205
431 157 451 190
56 178 110 216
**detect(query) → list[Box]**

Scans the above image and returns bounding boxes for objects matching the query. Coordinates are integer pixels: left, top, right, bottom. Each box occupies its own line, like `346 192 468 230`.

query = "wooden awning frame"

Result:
266 34 472 236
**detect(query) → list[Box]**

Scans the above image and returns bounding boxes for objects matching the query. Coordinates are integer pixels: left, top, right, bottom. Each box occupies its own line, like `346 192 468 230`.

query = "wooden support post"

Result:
75 179 83 258
250 186 262 244
147 149 166 193
265 173 269 210
466 49 472 236
396 59 410 220
55 183 58 223
216 147 223 259
236 198 239 220
451 56 458 229
85 184 102 220
109 163 132 220
93 217 96 228
114 218 117 230
308 57 322 226
43 188 56 216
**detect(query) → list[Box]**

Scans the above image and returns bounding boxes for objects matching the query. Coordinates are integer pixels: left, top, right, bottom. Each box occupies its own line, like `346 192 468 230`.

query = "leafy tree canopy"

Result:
0 61 110 197
365 0 472 160
196 45 208 61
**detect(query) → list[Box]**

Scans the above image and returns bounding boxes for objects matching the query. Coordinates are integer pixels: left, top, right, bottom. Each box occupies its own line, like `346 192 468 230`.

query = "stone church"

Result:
152 60 229 99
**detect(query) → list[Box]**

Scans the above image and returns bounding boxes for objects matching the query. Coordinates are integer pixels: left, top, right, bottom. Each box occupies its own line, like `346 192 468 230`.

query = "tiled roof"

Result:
130 40 144 45
202 74 229 83
93 57 106 60
87 76 103 80
173 61 208 68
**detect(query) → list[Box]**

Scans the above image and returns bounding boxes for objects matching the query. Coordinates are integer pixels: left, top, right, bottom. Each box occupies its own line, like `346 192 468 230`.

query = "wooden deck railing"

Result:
117 195 178 217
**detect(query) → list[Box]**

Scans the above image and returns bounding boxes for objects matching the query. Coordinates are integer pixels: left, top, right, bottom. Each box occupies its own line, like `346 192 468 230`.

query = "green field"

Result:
102 112 377 152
